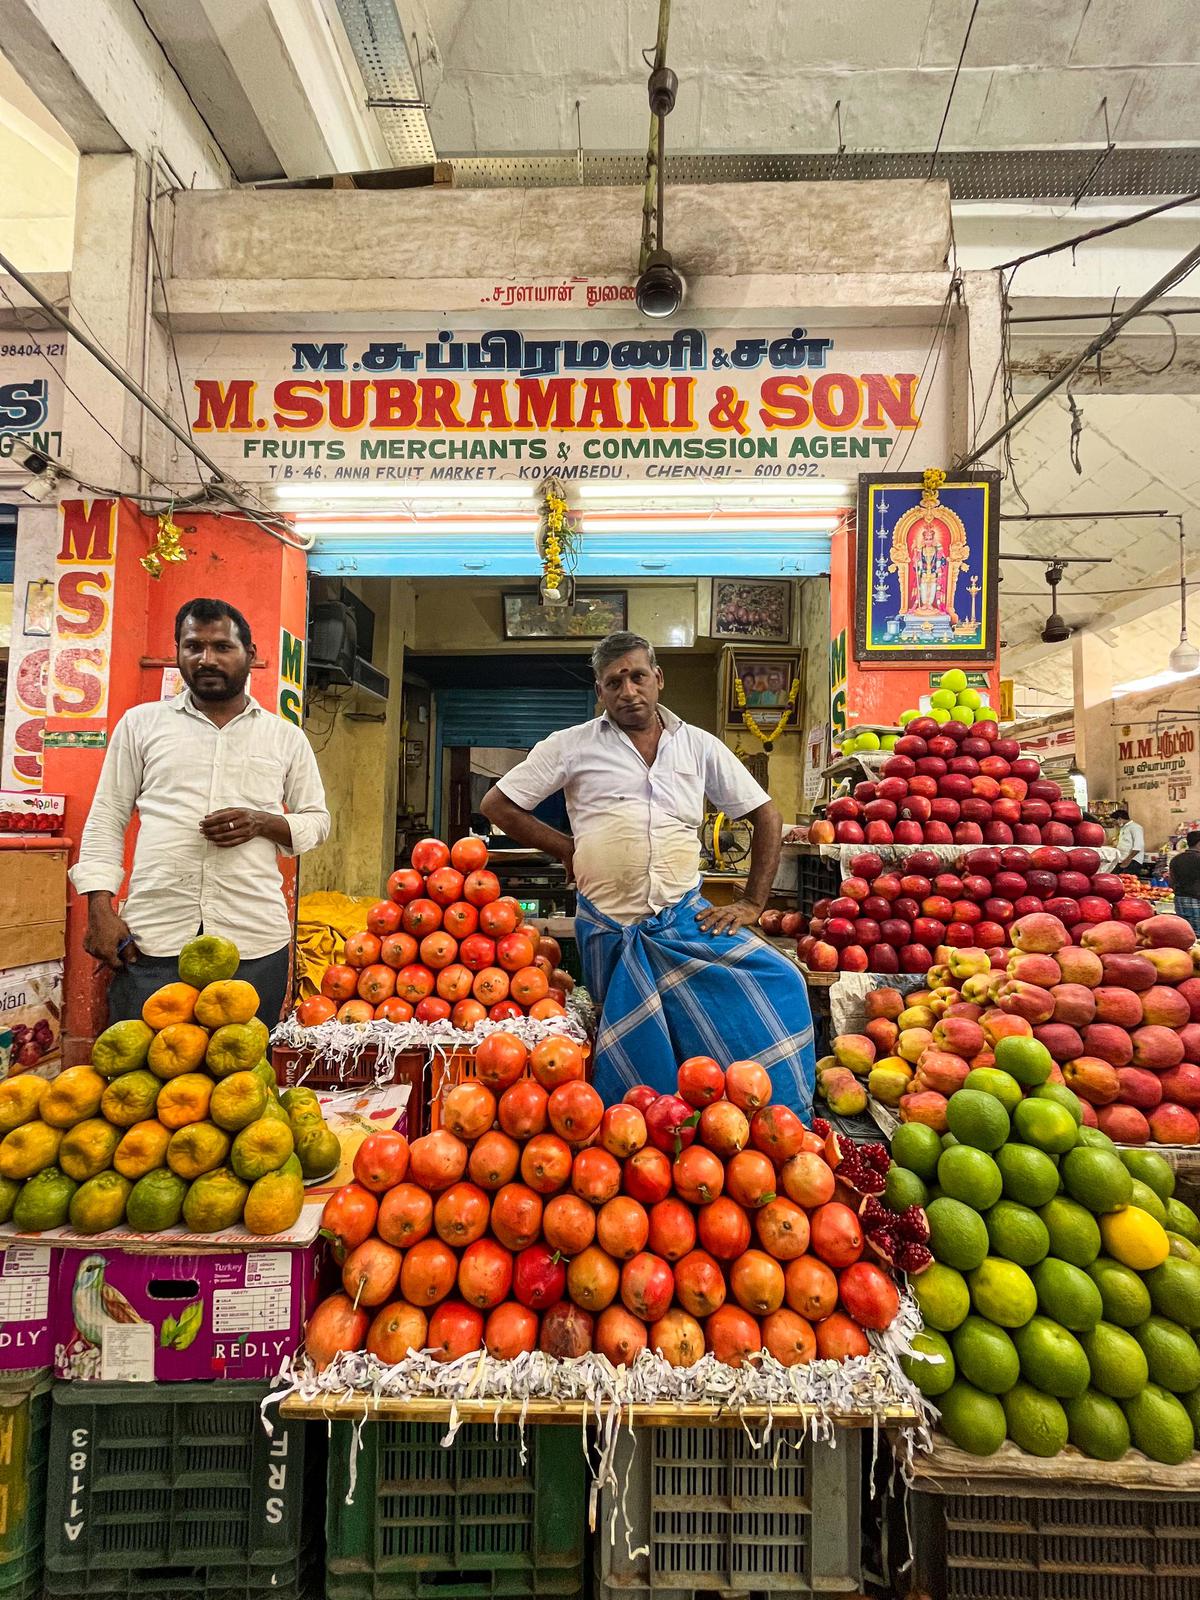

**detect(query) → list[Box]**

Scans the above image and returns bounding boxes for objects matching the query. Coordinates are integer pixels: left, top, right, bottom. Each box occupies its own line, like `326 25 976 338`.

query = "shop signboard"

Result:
0 340 65 481
1 505 57 788
1117 718 1199 822
176 325 951 488
43 498 117 750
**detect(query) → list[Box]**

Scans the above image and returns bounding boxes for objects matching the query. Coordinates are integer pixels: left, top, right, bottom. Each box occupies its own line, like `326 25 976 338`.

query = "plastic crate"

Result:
0 1371 50 1600
325 1419 586 1600
596 1425 860 1600
42 1381 315 1600
908 1483 1200 1600
794 849 840 925
273 1043 426 1130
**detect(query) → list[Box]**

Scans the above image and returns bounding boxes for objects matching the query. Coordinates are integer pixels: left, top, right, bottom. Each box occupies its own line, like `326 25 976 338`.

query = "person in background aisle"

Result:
1113 807 1147 876
1169 831 1200 938
481 631 815 1113
70 598 331 1026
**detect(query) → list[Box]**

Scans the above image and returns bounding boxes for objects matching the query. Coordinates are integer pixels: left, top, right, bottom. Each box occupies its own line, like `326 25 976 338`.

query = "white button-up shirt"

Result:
69 690 330 958
1118 819 1146 865
497 706 770 924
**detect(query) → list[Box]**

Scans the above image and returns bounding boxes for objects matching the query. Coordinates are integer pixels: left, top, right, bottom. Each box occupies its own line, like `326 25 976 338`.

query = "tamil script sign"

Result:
1118 721 1199 815
177 325 950 486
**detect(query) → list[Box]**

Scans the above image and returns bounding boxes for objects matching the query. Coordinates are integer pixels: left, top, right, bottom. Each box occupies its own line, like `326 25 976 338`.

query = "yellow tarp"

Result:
294 891 377 996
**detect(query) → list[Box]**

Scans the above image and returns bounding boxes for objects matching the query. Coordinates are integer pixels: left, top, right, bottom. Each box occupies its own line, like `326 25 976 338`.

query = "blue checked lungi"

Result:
1176 895 1200 938
574 888 815 1116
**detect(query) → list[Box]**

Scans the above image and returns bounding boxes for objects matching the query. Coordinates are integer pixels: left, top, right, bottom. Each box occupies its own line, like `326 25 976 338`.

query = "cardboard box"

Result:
0 793 65 835
0 959 63 1078
51 1239 322 1382
0 1244 60 1369
0 847 67 933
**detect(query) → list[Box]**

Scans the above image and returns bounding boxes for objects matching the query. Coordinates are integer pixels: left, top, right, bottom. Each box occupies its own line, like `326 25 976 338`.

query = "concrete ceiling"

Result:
0 46 77 270
405 0 1200 157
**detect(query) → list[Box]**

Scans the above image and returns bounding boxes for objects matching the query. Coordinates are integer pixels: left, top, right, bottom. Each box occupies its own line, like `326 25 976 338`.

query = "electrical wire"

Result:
889 277 957 475
927 0 980 180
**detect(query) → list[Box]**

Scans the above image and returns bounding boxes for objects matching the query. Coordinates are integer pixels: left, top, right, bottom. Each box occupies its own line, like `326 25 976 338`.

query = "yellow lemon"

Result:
1099 1206 1171 1272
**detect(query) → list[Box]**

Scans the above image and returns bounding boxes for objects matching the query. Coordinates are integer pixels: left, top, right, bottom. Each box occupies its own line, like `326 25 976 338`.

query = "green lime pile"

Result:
899 668 989 729
898 1039 1200 1463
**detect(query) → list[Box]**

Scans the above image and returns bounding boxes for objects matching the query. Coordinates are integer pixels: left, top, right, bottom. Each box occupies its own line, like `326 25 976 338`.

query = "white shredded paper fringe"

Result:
261 1290 934 1556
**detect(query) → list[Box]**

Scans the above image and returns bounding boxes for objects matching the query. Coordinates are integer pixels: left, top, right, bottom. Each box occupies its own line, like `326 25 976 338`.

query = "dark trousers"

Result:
107 945 291 1029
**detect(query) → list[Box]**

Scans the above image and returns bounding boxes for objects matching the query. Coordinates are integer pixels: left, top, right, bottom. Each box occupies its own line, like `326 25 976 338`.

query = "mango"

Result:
822 1067 867 1116
833 1034 876 1077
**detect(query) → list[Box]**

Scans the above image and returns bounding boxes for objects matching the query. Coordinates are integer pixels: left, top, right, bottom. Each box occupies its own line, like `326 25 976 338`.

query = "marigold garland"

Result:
733 671 800 753
539 479 572 595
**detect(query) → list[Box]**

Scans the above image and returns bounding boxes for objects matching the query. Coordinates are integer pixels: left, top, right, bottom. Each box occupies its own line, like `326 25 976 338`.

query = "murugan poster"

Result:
854 468 1000 663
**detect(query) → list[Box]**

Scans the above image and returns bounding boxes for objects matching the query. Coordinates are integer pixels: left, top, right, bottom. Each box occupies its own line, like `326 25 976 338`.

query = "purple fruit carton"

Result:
0 1244 60 1369
47 1208 325 1383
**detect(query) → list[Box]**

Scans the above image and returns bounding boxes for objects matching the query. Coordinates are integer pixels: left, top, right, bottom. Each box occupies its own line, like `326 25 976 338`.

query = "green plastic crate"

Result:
326 1420 585 1600
0 1372 51 1600
42 1381 314 1600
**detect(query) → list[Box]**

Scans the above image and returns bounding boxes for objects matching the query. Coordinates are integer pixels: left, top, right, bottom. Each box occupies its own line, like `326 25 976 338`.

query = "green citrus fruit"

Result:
1075 1126 1117 1153
969 1258 1037 1328
996 1144 1060 1209
1031 1082 1083 1126
985 1201 1050 1267
900 1329 956 1396
938 1380 1006 1456
1013 1098 1078 1156
1079 1321 1149 1399
1120 1148 1175 1203
938 1145 1003 1210
886 1165 929 1211
993 1035 1054 1087
946 1090 1010 1152
1133 1315 1200 1393
1002 1382 1068 1456
951 1314 1020 1395
1060 1147 1133 1214
912 1262 971 1332
1038 1196 1102 1268
1129 1179 1168 1227
1144 1258 1200 1329
1165 1198 1200 1244
927 1197 990 1271
1032 1258 1103 1332
1065 1390 1131 1461
1123 1384 1196 1464
1013 1314 1091 1399
1087 1257 1152 1329
962 1068 1023 1115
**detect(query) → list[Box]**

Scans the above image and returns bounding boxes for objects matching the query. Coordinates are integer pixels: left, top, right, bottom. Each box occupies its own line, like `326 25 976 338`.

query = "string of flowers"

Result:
539 478 575 596
733 670 801 754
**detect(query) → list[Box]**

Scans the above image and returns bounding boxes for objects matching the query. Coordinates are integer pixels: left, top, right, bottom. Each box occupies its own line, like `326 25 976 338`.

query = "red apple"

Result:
973 720 999 742
983 821 1015 845
971 775 1001 801
834 821 866 844
1044 897 1082 926
861 895 890 920
823 917 855 949
840 944 869 972
923 822 954 844
992 738 1021 762
888 744 924 767
807 941 839 972
893 897 920 922
1011 758 1042 781
901 796 933 823
853 781 878 803
880 919 911 947
907 717 939 739
1078 895 1112 924
928 735 959 759
1013 895 1044 919
1025 869 1059 897
841 876 871 901
974 921 1007 948
899 944 934 973
954 823 985 844
876 776 909 802
900 875 932 900
963 848 1002 878
1074 821 1107 847
962 875 994 901
960 797 993 824
1051 801 1082 824
849 852 884 882
827 797 862 823
994 871 1027 899
961 737 991 758
980 755 1012 779
945 921 979 947
912 917 947 948
1031 846 1068 873
873 874 902 901
930 798 962 825
893 820 925 845
984 897 1015 924
907 851 945 875
1067 847 1102 876
863 799 898 823
853 918 882 947
1090 874 1125 903
950 756 981 778
922 895 954 921
992 798 1022 824
869 944 900 974
909 773 940 796
1028 780 1062 803
865 821 895 845
939 774 973 801
1041 822 1075 846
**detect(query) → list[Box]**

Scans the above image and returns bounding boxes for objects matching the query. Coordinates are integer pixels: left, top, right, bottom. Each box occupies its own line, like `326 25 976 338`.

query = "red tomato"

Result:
411 838 451 874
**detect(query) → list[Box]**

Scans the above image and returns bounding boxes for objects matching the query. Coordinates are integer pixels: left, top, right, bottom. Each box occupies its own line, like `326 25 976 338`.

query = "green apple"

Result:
948 704 975 725
898 708 918 726
930 688 957 710
957 688 983 710
939 668 968 694
929 706 952 725
856 730 881 751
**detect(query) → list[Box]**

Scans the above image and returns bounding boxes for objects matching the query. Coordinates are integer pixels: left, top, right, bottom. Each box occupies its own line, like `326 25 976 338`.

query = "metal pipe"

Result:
0 242 232 486
1001 509 1171 521
958 236 1200 469
639 0 671 272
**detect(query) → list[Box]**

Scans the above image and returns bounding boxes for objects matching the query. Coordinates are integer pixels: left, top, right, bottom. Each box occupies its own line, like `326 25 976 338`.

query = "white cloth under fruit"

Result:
497 706 769 924
70 691 330 958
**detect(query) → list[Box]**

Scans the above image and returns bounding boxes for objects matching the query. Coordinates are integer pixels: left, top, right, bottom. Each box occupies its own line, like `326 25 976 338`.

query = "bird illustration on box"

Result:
71 1254 146 1348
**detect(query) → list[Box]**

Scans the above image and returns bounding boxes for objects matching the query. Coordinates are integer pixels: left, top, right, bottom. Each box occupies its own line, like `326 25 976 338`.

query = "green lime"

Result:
1182 1385 1200 1449
938 1145 1003 1210
913 1262 971 1332
1168 1232 1200 1265
1129 1179 1168 1226
952 1315 1020 1395
1079 1322 1149 1399
1120 1148 1175 1203
1123 1384 1196 1464
1087 1257 1153 1329
1133 1315 1200 1393
962 1067 1023 1115
891 1122 943 1182
1166 1198 1200 1245
1030 1083 1083 1127
1060 1147 1133 1214
1144 1258 1200 1329
986 1201 1050 1267
938 1380 1006 1456
1013 1315 1091 1399
996 1144 1061 1209
885 1165 929 1212
1065 1391 1131 1461
993 1035 1054 1087
946 1090 1010 1152
1013 1098 1078 1156
927 1197 991 1271
1032 1258 1103 1332
1076 1127 1118 1153
900 1329 956 1397
1002 1382 1069 1457
1038 1197 1102 1268
969 1258 1038 1328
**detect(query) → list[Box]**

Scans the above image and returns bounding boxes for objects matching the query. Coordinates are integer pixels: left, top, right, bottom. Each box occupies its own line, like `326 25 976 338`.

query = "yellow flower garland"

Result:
540 481 570 594
733 671 800 753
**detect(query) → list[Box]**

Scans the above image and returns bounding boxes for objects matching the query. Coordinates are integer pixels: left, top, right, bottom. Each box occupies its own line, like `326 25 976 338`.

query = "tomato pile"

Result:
297 835 575 1028
308 1045 906 1373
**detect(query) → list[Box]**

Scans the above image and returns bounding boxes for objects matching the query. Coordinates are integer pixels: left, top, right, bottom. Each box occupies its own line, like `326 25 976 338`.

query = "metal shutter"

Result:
436 688 594 748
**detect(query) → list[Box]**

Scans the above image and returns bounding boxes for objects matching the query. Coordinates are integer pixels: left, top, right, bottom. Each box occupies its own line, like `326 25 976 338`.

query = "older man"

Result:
482 631 814 1111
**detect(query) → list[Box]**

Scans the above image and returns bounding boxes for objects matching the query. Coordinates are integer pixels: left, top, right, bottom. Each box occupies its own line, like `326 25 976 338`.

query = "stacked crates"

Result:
0 1372 50 1600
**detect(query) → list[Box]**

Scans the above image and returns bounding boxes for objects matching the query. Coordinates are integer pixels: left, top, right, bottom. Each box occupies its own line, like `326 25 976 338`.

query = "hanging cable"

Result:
927 0 980 179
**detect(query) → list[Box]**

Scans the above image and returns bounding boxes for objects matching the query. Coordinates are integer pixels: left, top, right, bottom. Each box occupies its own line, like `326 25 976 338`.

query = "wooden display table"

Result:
279 1392 918 1427
906 1435 1200 1495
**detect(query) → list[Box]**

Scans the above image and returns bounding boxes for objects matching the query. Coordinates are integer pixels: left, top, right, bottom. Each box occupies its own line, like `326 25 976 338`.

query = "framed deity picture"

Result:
710 578 793 644
724 648 805 734
854 470 1000 662
502 589 627 640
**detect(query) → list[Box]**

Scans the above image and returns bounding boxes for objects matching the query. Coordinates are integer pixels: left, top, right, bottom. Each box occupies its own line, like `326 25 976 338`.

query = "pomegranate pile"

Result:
807 715 1105 851
308 1044 909 1373
795 844 1153 976
296 835 574 1029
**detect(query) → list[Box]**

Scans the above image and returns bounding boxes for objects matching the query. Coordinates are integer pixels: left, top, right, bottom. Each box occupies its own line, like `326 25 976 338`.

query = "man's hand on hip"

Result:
84 895 138 969
200 808 271 847
696 897 761 937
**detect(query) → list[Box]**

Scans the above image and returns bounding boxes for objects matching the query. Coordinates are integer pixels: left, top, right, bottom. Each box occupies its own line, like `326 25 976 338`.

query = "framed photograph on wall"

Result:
724 647 804 733
710 578 793 644
502 589 627 640
855 470 1000 662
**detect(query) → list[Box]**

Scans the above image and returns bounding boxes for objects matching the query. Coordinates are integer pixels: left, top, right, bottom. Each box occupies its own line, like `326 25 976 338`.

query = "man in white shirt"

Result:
1113 807 1147 874
482 632 814 1111
71 598 331 1025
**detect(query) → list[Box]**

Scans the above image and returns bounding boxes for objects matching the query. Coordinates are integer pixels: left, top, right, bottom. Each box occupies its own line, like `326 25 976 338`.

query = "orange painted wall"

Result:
43 502 307 1061
828 521 999 738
